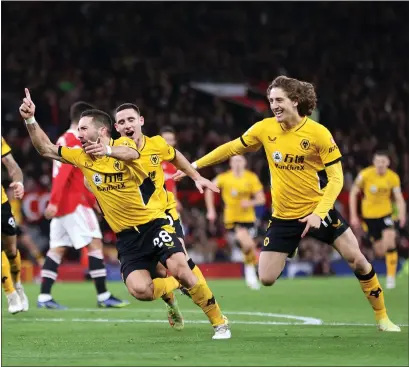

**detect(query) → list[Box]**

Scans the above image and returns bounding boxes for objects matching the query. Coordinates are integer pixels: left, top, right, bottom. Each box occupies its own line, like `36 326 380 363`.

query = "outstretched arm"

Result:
83 138 139 161
193 138 255 170
19 88 63 161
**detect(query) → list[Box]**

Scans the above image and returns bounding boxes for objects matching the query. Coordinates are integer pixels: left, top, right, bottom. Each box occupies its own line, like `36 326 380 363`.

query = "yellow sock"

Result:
355 266 387 321
386 249 398 278
7 249 22 284
192 265 206 283
188 278 225 327
243 249 257 266
153 276 179 300
2 251 15 295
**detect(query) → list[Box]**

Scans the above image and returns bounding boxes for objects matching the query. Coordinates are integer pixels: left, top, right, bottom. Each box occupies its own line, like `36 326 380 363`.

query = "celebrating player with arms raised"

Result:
19 89 231 340
174 76 400 332
113 103 226 333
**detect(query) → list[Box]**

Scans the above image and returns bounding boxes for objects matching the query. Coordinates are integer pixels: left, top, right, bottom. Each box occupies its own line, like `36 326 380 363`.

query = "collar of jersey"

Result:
138 135 146 152
279 116 308 132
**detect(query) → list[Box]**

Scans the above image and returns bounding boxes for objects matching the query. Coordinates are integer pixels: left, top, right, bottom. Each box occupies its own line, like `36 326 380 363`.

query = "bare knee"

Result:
126 276 154 301
88 238 103 252
155 263 168 278
348 252 370 273
259 275 276 287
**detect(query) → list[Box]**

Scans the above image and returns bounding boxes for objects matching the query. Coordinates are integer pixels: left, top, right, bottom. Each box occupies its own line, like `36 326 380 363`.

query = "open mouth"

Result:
125 131 134 137
274 109 284 118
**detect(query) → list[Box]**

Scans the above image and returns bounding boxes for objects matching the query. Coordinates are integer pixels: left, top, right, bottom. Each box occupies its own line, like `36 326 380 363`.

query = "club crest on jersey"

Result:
300 139 310 150
273 151 283 163
113 160 122 171
92 173 103 186
150 154 160 166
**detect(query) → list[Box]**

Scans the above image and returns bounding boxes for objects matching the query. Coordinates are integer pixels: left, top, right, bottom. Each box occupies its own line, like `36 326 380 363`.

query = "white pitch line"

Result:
4 318 408 327
42 308 323 325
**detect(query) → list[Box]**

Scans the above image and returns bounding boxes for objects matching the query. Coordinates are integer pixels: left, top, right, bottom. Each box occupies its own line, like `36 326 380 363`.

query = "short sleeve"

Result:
214 174 224 189
1 137 11 157
240 121 264 150
58 146 83 166
251 174 264 194
156 136 176 162
316 127 342 166
355 171 365 188
391 172 401 190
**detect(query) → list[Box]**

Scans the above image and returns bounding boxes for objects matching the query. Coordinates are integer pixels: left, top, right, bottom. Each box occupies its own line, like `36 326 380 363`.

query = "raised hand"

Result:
19 88 36 120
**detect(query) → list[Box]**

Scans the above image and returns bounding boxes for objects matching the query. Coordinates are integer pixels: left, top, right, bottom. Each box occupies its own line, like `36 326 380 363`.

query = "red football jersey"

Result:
161 161 177 195
49 129 96 217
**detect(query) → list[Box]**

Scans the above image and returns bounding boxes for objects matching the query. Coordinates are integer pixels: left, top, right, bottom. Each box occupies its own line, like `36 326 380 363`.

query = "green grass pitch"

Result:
2 276 408 366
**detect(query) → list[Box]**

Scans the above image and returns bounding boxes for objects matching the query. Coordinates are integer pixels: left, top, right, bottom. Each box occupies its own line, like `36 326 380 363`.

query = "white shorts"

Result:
49 205 102 250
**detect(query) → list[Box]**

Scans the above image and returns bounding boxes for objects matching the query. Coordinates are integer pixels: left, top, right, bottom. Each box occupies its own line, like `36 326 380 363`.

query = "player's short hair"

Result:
159 126 175 135
374 150 389 158
80 109 112 134
70 101 96 123
115 103 140 116
267 76 317 116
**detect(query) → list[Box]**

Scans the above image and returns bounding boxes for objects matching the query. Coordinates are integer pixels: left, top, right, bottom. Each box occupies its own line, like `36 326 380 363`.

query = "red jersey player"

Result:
37 102 129 309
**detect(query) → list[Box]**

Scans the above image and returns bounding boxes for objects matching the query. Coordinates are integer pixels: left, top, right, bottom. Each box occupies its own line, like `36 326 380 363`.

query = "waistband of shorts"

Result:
116 218 167 237
363 213 392 221
270 214 311 223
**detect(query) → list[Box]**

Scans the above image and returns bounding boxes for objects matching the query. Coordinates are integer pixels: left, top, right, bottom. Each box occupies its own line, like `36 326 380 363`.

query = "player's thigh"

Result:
154 262 168 278
235 225 256 251
333 227 370 273
258 251 288 285
65 205 102 250
125 269 154 300
381 228 396 249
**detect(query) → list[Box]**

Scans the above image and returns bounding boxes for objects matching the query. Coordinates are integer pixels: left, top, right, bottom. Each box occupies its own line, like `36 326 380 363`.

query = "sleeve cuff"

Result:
58 146 62 157
324 157 342 167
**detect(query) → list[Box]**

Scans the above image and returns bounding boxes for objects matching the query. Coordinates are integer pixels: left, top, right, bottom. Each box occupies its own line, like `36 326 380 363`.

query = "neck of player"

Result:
281 114 304 130
232 169 244 177
135 133 144 150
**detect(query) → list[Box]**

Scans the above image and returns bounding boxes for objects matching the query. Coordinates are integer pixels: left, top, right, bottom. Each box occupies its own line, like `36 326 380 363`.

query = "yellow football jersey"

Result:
356 166 400 219
137 135 178 218
215 170 263 228
58 136 167 233
1 137 12 204
241 117 342 219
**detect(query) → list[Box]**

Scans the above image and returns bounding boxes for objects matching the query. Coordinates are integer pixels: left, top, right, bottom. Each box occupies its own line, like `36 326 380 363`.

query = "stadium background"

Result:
1 2 409 281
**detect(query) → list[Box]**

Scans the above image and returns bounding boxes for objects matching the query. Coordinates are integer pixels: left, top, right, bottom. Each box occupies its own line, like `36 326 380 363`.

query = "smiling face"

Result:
268 87 299 123
114 108 144 141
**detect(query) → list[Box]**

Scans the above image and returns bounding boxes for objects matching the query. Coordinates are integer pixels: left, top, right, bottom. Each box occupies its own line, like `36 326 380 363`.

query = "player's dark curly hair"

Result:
70 101 96 123
267 76 317 116
80 109 113 134
115 103 141 115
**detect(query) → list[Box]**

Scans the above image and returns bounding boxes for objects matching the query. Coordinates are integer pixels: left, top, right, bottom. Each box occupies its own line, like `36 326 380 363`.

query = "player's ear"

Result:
292 99 298 107
139 116 145 126
114 122 119 132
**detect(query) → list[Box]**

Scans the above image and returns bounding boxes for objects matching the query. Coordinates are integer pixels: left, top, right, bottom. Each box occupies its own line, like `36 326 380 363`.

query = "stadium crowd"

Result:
2 2 408 270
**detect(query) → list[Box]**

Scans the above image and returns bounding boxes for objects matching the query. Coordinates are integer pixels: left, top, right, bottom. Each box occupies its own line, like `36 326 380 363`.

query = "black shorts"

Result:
263 208 349 255
165 209 184 239
1 201 17 237
363 215 394 242
117 218 184 282
227 222 257 239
